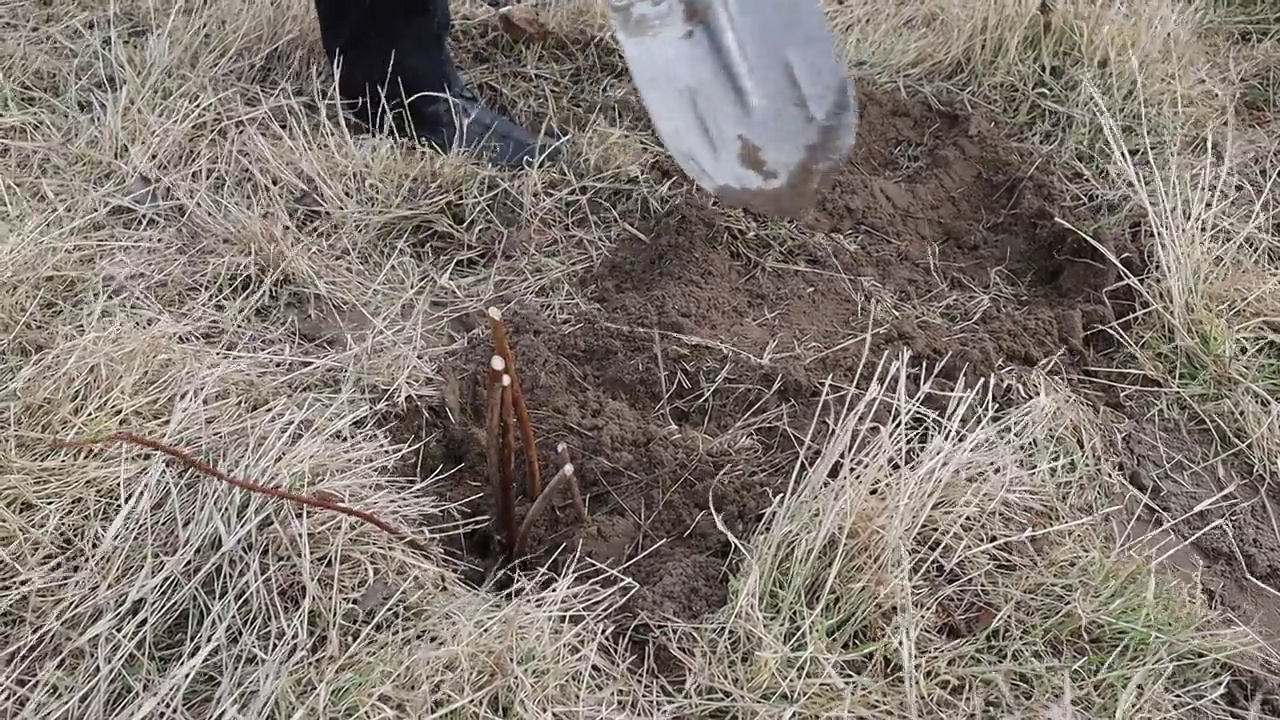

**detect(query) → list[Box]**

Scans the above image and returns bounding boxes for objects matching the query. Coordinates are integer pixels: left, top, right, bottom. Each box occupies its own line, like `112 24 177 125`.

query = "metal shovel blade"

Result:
608 0 858 217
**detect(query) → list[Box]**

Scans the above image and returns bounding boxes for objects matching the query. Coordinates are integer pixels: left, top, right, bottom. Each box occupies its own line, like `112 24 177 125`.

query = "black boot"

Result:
416 56 563 167
313 0 560 168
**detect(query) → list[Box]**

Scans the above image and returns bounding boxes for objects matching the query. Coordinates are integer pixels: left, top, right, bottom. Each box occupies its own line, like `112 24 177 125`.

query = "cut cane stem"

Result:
486 356 517 555
514 461 577 558
557 442 587 522
499 374 519 559
487 306 542 498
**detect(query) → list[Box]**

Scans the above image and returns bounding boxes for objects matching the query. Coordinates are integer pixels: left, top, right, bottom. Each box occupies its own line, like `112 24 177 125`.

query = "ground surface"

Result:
402 81 1129 620
4 0 1280 718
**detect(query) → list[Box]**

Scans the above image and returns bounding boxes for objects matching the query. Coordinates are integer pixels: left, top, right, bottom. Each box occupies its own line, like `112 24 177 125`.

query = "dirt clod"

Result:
496 5 549 43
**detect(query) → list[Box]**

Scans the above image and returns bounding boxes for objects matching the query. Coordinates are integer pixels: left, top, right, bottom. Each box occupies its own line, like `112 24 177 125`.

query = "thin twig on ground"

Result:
46 431 430 554
488 306 542 498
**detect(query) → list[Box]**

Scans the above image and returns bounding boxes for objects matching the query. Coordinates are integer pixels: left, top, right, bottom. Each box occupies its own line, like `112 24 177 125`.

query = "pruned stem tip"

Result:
486 364 517 556
557 442 587 523
487 306 542 499
515 456 578 558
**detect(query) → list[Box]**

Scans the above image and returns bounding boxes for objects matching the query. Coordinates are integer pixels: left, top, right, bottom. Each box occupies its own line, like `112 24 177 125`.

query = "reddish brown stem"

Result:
47 431 430 554
488 307 542 498
485 357 517 557
499 377 520 559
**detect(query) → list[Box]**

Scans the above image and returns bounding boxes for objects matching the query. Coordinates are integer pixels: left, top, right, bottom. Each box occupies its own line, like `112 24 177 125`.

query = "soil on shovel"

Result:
396 80 1133 623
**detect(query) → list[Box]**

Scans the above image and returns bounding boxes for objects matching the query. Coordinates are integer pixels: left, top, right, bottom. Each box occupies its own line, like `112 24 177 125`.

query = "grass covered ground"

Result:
3 0 1280 717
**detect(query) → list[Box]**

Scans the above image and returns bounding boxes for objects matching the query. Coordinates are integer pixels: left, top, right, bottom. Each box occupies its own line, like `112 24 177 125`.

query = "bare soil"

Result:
389 75 1280 709
397 80 1135 620
1114 409 1280 713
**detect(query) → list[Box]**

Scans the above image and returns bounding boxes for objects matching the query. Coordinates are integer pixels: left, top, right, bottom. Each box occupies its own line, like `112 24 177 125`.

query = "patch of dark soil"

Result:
400 307 808 622
1115 407 1280 714
395 79 1139 625
595 82 1139 388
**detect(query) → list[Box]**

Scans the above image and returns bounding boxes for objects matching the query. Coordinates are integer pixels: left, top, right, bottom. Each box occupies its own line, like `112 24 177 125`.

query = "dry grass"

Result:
2 0 1279 717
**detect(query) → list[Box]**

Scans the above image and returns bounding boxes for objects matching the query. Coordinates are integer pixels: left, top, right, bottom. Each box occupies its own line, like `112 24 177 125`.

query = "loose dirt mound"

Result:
598 83 1133 385
399 80 1129 622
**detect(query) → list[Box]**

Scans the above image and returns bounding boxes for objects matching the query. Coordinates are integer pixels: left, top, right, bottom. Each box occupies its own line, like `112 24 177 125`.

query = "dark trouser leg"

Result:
312 0 560 167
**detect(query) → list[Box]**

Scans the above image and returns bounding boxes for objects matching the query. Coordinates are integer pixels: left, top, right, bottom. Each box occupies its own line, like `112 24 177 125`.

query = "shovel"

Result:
607 0 859 218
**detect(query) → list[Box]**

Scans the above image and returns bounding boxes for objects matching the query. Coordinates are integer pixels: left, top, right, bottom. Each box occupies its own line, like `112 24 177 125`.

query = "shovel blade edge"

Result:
609 0 859 217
